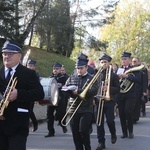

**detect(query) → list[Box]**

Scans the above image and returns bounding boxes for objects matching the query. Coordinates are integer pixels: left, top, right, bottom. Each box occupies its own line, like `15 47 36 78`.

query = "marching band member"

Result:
132 57 148 122
27 60 39 132
45 62 68 137
65 53 98 150
95 54 120 150
0 40 44 150
60 65 69 119
116 52 141 139
61 65 69 80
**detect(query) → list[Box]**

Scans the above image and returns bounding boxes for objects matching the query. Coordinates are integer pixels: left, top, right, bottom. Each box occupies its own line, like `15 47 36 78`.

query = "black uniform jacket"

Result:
0 64 44 136
133 68 148 100
65 72 98 114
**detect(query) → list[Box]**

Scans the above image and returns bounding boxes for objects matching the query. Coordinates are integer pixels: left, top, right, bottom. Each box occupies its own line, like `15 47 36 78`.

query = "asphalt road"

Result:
27 102 150 150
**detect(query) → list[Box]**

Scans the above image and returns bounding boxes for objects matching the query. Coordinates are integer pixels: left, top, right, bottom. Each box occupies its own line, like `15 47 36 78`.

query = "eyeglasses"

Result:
2 52 18 57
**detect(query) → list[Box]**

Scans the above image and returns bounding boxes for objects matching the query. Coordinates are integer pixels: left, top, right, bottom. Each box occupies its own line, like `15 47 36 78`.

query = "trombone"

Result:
0 72 17 120
61 66 104 126
96 65 111 126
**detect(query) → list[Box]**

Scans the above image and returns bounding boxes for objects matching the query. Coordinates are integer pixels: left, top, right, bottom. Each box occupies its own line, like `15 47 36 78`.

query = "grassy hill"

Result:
0 46 74 77
22 46 75 77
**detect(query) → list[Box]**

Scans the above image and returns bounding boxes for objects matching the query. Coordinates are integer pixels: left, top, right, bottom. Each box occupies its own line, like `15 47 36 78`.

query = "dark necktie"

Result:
6 68 12 84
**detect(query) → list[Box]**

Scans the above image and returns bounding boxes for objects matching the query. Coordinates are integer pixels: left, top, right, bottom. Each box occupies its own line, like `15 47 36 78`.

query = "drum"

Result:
39 77 59 106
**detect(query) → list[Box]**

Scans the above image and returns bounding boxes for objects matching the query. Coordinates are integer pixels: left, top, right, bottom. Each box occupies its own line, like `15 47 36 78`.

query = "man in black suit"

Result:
45 62 68 137
0 40 44 150
27 59 39 132
95 54 120 150
65 53 98 150
117 52 141 139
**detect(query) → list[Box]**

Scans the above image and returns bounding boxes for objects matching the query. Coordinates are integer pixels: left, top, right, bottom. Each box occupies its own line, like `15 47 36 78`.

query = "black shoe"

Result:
111 134 117 144
129 132 134 139
62 126 67 133
45 133 55 138
96 143 105 150
32 124 38 132
121 134 128 138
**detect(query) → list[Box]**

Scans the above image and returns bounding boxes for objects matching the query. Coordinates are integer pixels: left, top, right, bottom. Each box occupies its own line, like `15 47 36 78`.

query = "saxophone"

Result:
120 64 145 93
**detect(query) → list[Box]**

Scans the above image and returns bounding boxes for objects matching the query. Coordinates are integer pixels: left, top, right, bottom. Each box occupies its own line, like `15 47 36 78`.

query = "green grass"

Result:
0 46 75 77
23 46 75 77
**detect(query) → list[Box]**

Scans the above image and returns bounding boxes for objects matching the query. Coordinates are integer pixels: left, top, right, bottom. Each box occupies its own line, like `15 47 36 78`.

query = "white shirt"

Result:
4 64 19 78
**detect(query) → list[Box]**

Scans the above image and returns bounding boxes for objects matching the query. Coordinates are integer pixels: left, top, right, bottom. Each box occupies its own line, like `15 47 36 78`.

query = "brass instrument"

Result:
120 64 145 93
96 65 111 126
0 72 17 120
79 66 104 100
61 66 104 126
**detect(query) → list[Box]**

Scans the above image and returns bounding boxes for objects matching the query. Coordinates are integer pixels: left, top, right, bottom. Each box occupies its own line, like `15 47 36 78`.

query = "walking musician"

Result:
64 53 98 150
0 40 44 150
95 54 120 150
45 62 68 137
116 52 142 139
27 60 39 132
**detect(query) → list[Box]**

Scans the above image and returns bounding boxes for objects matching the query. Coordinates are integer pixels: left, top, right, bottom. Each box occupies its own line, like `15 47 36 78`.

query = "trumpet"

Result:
96 65 111 126
0 72 17 120
61 66 104 126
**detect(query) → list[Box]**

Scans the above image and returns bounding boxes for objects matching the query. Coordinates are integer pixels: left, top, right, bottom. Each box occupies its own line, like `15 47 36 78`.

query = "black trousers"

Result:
70 112 92 150
96 100 116 144
0 133 27 150
46 99 67 133
133 94 142 121
117 94 136 134
47 106 57 133
141 100 146 114
29 101 38 126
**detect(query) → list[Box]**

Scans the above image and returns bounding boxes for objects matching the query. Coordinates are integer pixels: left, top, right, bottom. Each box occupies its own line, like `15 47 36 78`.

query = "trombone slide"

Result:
96 81 104 126
96 65 112 126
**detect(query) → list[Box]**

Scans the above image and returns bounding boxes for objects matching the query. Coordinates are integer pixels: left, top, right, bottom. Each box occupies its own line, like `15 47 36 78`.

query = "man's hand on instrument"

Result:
72 89 78 95
9 88 18 102
118 73 128 79
103 85 108 92
58 83 62 88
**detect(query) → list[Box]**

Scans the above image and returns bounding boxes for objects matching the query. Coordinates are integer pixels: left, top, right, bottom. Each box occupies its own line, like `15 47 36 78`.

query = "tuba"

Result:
120 64 145 93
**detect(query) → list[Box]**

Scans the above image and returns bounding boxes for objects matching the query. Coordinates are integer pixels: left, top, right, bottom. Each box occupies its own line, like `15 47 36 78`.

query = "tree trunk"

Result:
28 1 36 46
19 0 47 44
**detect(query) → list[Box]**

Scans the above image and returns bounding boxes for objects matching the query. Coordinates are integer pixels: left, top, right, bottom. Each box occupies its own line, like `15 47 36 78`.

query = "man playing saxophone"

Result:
95 54 120 150
64 53 98 150
116 52 142 139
